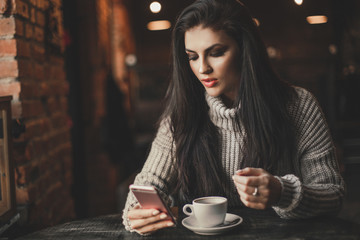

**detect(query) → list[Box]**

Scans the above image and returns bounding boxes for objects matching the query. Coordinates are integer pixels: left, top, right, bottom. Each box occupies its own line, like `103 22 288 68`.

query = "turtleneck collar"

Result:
205 93 240 132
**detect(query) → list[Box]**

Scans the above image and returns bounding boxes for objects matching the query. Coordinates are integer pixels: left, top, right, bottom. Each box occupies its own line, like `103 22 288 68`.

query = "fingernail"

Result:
236 169 243 174
152 210 160 215
167 222 174 227
160 213 167 219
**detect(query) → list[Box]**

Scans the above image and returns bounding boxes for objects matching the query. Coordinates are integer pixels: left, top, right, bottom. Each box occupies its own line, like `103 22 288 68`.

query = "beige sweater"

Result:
122 87 345 230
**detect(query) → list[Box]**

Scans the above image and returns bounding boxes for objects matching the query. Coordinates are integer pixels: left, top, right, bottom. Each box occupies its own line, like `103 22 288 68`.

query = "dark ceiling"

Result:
124 0 354 67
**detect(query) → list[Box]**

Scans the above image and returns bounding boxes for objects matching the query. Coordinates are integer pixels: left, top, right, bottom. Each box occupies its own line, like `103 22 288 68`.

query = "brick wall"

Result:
0 0 75 229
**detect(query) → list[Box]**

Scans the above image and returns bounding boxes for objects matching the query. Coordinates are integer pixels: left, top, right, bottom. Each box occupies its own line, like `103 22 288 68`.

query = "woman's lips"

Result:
201 78 218 88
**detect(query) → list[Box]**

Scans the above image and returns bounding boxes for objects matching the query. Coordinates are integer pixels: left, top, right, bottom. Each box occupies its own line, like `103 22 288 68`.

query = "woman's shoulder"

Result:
288 86 328 131
289 86 321 114
293 86 316 101
289 87 334 158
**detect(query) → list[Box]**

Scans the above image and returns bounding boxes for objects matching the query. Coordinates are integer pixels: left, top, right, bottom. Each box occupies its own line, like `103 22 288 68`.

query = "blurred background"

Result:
0 0 359 237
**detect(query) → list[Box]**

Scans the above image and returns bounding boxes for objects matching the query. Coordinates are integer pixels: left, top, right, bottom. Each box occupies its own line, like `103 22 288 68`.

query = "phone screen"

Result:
130 185 176 223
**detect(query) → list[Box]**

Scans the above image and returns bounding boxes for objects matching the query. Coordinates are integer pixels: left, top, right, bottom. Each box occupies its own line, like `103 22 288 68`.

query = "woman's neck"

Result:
220 94 234 108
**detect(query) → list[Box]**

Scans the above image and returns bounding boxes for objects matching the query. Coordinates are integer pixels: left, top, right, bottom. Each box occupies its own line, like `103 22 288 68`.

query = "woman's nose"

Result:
199 59 212 74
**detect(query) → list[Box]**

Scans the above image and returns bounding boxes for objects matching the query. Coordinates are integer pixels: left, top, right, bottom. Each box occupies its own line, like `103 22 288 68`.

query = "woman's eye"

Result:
210 50 225 57
187 55 198 61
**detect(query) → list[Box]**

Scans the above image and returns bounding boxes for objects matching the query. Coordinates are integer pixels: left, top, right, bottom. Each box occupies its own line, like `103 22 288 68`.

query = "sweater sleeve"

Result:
272 88 346 219
122 119 176 231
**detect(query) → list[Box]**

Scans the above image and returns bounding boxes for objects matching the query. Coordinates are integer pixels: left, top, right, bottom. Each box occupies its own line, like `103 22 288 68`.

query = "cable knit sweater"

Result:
122 87 345 230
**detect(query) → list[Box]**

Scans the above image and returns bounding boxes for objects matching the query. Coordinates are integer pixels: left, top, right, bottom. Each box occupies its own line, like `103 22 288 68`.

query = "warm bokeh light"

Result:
147 20 171 31
306 15 328 24
253 18 260 27
150 1 161 13
329 44 337 55
125 54 137 66
294 0 303 5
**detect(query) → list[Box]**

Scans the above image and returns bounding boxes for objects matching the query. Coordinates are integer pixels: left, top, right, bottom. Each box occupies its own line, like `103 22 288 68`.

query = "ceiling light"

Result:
306 15 328 24
294 0 303 5
150 1 161 13
147 20 171 31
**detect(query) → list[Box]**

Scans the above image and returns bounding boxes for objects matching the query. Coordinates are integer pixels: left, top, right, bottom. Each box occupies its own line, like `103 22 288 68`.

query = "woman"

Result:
123 0 345 235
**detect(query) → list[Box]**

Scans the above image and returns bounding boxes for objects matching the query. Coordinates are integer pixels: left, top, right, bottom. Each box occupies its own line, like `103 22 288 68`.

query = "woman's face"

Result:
185 26 241 103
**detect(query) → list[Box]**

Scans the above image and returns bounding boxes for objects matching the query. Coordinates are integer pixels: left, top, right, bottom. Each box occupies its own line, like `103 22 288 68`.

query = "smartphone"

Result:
129 184 176 224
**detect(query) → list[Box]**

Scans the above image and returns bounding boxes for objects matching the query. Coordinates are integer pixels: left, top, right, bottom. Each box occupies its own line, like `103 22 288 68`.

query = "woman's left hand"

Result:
232 167 282 209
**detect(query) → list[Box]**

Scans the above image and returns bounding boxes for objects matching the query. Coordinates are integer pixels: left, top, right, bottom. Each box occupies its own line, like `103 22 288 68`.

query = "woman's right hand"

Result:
127 204 175 235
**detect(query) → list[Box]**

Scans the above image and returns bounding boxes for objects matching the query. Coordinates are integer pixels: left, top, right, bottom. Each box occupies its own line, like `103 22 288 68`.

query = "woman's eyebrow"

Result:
185 43 225 53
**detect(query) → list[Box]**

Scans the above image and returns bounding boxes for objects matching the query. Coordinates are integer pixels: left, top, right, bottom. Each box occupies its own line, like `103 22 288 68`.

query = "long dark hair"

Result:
162 0 297 203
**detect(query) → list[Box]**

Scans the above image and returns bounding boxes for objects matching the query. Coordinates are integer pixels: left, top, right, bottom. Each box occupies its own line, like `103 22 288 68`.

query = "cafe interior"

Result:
0 0 359 238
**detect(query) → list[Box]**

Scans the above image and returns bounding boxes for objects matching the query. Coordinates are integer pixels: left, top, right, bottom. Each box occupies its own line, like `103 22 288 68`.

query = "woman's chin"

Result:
205 90 221 98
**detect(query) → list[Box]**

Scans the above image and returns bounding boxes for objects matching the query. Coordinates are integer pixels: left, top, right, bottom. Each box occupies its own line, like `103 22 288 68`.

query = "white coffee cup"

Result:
182 196 228 228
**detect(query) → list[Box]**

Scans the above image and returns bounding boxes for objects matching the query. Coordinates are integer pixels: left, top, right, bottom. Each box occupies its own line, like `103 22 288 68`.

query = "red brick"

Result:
60 96 68 111
30 7 36 23
18 59 34 79
15 0 29 19
15 18 24 36
0 0 16 14
0 81 21 97
51 112 66 128
17 39 31 57
0 1 7 13
0 60 18 78
39 81 50 96
21 99 45 118
33 62 45 80
49 55 64 65
24 118 51 139
25 139 46 161
34 138 48 157
38 172 53 196
36 0 48 10
27 183 39 202
0 39 16 57
36 10 45 26
39 156 53 174
25 22 33 39
20 81 41 99
32 44 45 62
45 181 63 205
47 96 59 110
34 25 44 42
51 0 61 7
49 65 65 81
0 17 16 36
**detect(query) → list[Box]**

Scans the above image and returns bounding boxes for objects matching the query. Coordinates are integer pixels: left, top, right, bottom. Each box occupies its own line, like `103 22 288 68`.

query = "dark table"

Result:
17 208 360 239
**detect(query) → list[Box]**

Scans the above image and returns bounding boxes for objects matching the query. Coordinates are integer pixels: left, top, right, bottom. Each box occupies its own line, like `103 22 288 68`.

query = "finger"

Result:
133 204 141 209
232 175 262 186
237 188 265 204
235 167 265 176
131 213 169 229
234 182 259 196
136 220 175 235
128 208 160 219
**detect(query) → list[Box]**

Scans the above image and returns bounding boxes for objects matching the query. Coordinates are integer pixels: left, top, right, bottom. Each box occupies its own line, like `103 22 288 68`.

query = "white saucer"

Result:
182 213 243 235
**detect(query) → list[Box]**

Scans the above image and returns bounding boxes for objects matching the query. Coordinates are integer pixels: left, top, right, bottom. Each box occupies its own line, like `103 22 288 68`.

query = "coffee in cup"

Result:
182 196 227 228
